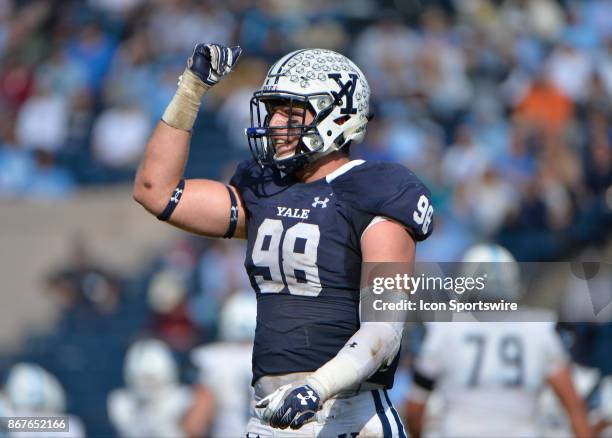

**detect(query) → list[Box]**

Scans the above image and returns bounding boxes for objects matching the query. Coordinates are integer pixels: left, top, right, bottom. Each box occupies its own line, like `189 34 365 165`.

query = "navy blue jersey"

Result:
230 159 433 386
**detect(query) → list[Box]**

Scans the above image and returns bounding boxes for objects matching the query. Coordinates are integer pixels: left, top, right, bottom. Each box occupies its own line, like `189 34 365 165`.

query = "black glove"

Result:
188 43 242 87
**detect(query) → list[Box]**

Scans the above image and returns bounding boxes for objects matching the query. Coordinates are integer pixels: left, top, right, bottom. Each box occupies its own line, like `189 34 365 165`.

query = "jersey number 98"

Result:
252 219 322 296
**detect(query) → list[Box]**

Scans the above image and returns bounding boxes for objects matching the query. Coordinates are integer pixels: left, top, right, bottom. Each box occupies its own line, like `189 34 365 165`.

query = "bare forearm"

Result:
133 121 191 214
405 401 425 438
568 409 592 438
549 367 593 438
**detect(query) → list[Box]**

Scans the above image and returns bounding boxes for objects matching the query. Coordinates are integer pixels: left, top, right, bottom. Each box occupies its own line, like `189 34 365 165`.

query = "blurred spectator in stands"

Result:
63 88 95 162
353 10 418 102
497 0 562 41
496 120 539 186
5 363 86 437
0 0 12 57
0 107 33 197
16 84 69 154
538 165 574 230
378 100 444 178
0 52 34 111
64 21 118 94
561 1 601 52
598 37 612 98
465 167 519 236
441 123 489 187
514 70 574 141
47 235 121 316
284 0 347 51
190 291 256 438
35 44 88 101
104 29 172 122
502 165 574 237
87 0 145 18
108 339 206 438
583 110 612 198
470 96 511 158
418 7 472 132
546 41 593 103
239 0 294 58
148 0 236 56
26 150 76 200
0 1 50 59
147 268 200 352
0 104 75 200
91 102 151 170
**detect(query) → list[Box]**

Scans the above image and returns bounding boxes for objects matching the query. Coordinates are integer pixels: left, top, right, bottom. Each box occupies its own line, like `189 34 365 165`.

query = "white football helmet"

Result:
246 48 371 172
5 363 66 414
124 339 178 399
461 243 522 301
219 291 257 343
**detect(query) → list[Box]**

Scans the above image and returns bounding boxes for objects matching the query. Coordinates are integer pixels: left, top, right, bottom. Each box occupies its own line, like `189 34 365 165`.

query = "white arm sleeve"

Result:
305 321 404 402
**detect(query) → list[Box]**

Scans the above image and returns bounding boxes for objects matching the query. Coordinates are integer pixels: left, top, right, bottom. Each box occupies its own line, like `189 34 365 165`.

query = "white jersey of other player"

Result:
192 342 253 437
415 312 567 437
107 385 193 438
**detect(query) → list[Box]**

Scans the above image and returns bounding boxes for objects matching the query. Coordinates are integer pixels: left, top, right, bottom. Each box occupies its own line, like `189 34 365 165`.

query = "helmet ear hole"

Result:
333 115 350 126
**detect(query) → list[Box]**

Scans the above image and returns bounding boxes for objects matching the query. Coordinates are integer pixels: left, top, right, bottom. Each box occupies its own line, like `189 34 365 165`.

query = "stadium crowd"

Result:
1 0 612 436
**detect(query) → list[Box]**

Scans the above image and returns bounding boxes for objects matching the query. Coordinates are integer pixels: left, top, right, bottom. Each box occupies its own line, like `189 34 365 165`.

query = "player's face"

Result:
268 102 315 159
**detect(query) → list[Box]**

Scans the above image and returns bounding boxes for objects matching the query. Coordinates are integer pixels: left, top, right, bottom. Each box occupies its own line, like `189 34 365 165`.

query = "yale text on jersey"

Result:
277 206 310 219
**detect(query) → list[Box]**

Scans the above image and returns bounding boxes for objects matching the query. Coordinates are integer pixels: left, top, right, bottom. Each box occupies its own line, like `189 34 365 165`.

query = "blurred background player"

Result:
190 291 256 437
107 338 206 438
405 244 592 438
4 363 85 437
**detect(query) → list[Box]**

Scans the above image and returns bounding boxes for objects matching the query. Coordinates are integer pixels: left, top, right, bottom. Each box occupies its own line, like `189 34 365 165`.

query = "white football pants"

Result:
246 389 406 438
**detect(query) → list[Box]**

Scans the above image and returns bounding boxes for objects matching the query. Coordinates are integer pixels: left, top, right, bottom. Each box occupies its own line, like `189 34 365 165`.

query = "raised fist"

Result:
188 43 242 87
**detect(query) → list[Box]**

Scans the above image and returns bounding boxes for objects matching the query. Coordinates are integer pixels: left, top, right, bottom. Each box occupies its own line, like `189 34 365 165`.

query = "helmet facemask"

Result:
247 92 329 172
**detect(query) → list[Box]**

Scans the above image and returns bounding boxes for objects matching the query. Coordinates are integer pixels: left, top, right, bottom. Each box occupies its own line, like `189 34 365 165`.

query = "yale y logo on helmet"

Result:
246 49 371 172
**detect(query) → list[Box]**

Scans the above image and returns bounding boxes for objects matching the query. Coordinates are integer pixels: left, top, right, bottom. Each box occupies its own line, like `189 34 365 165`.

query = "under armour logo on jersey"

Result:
312 197 329 208
170 188 183 203
328 73 358 115
349 342 358 348
296 390 317 406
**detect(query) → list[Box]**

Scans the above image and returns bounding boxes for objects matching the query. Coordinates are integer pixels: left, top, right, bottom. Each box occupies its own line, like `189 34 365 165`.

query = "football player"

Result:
107 339 203 437
190 291 256 437
134 43 433 436
4 363 85 437
405 244 592 438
